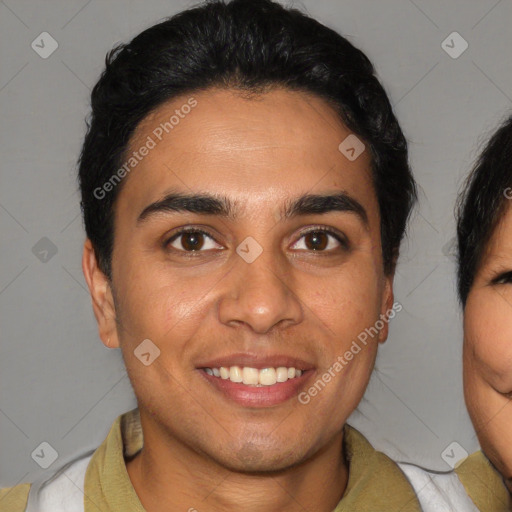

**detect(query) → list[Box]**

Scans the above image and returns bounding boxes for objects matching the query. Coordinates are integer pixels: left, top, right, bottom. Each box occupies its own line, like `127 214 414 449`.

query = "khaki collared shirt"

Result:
0 408 507 511
456 450 511 511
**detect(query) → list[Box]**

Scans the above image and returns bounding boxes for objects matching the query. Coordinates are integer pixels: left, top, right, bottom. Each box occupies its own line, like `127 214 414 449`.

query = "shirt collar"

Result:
84 408 421 512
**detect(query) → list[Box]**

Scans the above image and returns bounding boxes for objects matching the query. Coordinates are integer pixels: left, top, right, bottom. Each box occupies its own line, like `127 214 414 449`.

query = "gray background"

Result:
1 0 511 487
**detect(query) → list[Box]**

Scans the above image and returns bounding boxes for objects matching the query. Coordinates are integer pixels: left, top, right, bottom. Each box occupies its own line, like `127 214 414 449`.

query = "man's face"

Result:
91 87 393 472
464 204 512 492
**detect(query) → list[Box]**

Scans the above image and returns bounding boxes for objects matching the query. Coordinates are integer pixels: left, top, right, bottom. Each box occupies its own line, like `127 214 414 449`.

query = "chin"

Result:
214 444 302 474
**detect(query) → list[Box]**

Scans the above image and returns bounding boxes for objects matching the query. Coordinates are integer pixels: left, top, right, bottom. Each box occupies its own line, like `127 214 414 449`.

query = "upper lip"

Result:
196 353 315 371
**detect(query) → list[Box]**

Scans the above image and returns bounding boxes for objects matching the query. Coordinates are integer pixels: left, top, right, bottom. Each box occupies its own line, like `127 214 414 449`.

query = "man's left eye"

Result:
291 229 346 251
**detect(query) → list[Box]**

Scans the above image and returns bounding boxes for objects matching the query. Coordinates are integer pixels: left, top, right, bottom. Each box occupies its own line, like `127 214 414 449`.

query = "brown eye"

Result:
304 231 328 251
291 228 348 252
181 232 204 251
167 229 222 252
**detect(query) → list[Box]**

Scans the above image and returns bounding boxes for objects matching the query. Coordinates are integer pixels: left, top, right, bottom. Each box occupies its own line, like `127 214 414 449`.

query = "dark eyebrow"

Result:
282 192 368 225
137 191 368 226
137 192 236 223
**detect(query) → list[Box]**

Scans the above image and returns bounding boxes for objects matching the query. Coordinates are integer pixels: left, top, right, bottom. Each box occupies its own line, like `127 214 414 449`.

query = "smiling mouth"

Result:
200 365 304 386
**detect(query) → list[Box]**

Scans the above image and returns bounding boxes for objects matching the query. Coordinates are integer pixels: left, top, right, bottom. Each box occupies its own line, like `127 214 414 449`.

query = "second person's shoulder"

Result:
455 450 511 512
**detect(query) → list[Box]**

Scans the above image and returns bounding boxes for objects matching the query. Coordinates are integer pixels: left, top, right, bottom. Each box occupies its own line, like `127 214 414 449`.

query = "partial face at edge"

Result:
87 87 394 473
464 203 512 491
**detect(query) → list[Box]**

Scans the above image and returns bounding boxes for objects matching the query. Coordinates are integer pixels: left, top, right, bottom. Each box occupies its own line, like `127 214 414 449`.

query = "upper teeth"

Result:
204 366 303 386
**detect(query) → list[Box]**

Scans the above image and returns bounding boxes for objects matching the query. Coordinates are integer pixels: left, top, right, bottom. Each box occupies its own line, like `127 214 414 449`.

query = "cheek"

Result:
112 251 217 349
464 291 512 393
300 264 384 346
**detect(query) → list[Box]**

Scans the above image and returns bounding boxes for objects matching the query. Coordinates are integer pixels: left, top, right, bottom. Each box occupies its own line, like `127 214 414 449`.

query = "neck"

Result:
126 417 349 512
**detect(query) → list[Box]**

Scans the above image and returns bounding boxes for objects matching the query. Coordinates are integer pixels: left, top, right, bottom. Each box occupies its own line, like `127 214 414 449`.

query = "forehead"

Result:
118 87 377 219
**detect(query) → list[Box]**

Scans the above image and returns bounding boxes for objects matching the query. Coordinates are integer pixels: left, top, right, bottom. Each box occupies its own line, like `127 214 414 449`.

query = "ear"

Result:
377 272 395 344
82 239 119 348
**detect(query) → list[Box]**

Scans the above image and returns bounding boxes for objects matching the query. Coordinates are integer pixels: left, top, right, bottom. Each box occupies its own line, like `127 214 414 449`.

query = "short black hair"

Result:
78 0 416 279
457 114 512 306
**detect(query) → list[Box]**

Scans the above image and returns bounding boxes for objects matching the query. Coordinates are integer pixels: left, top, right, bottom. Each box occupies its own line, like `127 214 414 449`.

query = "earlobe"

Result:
82 239 120 349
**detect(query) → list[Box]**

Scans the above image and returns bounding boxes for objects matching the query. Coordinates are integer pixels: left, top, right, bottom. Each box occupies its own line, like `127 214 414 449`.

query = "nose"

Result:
217 247 303 334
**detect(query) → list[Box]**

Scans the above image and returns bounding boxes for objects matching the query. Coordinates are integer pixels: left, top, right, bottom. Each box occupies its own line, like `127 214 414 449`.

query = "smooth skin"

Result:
464 204 512 494
83 87 394 512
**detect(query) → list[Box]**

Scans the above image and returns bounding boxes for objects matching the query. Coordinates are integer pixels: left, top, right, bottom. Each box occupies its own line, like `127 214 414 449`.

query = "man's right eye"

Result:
166 229 223 252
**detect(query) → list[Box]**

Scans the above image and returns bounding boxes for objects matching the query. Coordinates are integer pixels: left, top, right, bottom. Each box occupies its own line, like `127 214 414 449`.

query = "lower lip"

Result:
198 369 315 408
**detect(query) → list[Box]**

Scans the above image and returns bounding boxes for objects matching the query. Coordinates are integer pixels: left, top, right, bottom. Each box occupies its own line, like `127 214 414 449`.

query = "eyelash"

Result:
164 226 349 255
